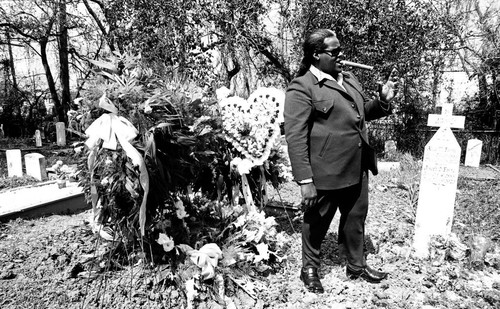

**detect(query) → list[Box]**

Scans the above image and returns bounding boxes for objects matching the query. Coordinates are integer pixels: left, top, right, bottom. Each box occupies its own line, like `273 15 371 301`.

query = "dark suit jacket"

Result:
284 70 392 190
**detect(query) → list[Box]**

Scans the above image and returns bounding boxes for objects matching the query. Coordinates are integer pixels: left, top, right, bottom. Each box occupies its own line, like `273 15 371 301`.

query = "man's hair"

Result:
296 29 337 77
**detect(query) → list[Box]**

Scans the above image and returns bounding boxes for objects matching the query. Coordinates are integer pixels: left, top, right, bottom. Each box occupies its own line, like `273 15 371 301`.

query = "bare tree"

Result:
0 0 103 124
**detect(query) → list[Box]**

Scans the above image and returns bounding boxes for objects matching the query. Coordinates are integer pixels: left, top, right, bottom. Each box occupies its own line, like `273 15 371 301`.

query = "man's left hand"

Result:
379 68 400 103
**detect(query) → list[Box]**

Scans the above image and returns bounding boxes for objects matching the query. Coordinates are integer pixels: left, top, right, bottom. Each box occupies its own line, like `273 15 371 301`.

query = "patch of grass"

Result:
0 175 39 191
455 179 500 242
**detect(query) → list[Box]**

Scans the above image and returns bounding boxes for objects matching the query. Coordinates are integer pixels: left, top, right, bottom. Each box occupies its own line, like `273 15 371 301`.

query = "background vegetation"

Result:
0 0 499 162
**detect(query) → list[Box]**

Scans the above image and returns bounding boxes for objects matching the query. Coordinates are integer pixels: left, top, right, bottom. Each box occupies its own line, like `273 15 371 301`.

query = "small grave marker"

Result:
35 129 42 147
56 122 66 146
25 153 48 181
412 103 465 258
384 140 398 161
6 149 23 178
464 139 482 168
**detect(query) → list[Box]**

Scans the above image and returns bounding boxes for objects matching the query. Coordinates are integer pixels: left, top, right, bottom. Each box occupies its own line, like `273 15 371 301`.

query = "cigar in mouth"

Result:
340 60 374 71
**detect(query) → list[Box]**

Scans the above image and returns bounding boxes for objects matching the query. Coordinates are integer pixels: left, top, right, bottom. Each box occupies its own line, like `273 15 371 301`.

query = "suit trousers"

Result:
302 172 369 269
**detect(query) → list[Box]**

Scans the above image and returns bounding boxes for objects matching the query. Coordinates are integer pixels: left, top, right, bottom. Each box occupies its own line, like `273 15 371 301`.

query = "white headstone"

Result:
413 103 465 258
35 130 42 147
6 149 23 177
56 122 66 146
25 153 47 181
384 140 398 161
464 139 482 168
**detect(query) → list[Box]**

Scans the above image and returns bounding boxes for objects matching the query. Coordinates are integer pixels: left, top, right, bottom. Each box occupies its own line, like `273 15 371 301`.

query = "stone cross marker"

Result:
25 153 48 181
6 149 23 177
56 122 66 146
464 139 482 168
412 103 466 258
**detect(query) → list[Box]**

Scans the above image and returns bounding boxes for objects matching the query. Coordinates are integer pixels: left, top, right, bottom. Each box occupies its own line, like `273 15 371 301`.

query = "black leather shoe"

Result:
300 267 324 293
346 265 388 283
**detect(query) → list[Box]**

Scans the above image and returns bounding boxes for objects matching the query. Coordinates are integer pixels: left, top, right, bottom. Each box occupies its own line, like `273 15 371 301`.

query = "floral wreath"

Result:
219 87 285 170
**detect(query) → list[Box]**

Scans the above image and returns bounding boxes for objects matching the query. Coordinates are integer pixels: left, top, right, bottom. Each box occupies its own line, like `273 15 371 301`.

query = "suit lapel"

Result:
343 79 365 113
321 79 354 101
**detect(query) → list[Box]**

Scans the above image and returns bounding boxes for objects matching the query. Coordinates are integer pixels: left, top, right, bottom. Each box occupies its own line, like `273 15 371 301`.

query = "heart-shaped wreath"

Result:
219 87 285 167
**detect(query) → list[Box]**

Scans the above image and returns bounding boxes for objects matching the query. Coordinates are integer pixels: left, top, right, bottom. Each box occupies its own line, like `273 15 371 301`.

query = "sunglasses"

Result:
319 48 342 57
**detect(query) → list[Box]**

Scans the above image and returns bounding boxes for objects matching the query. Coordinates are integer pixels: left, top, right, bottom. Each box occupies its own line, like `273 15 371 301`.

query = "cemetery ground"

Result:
1 143 500 308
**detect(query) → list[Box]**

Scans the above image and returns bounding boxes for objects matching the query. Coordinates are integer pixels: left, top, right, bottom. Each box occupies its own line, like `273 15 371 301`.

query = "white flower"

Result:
175 200 188 219
176 208 188 219
233 213 247 228
100 177 109 186
220 204 234 219
216 86 231 102
157 233 175 252
144 104 152 114
254 243 269 263
230 157 254 175
230 157 242 169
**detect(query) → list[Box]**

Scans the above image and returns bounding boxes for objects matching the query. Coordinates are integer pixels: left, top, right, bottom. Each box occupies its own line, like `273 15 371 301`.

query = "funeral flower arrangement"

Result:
219 87 283 166
218 86 292 207
77 52 294 307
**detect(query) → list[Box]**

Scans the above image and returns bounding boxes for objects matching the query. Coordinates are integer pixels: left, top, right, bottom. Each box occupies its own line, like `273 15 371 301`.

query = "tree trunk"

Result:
5 29 17 90
40 37 61 120
58 0 70 124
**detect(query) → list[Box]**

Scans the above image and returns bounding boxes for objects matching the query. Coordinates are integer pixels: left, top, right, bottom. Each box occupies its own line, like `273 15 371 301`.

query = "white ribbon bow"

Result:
85 93 150 236
189 243 223 280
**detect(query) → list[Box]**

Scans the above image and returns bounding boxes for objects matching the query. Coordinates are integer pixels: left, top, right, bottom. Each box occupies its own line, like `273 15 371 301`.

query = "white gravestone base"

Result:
25 153 48 181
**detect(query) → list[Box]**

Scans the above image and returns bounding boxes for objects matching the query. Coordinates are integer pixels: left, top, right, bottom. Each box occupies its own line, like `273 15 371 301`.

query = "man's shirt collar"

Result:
309 65 345 90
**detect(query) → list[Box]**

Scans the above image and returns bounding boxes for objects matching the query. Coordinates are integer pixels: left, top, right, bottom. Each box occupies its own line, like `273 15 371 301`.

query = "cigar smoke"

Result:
340 60 374 71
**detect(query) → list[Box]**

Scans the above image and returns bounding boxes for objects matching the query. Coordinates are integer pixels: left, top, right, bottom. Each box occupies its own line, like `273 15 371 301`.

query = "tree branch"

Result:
0 22 38 41
82 0 114 51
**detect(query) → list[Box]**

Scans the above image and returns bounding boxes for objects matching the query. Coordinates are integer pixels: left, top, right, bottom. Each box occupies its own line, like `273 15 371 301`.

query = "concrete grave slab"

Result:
0 181 88 221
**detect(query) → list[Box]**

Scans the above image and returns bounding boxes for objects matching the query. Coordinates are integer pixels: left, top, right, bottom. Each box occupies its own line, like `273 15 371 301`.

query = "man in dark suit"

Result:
284 29 399 293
